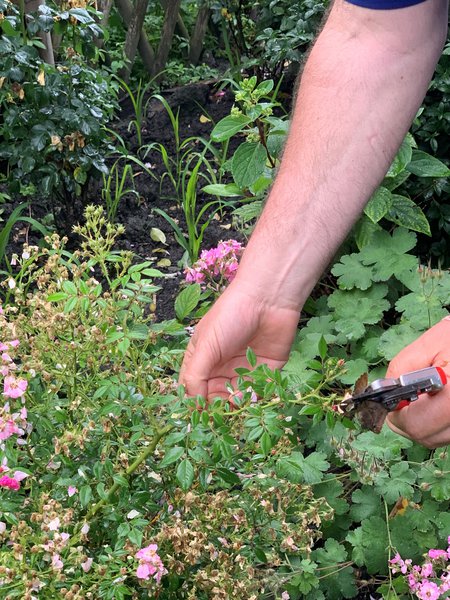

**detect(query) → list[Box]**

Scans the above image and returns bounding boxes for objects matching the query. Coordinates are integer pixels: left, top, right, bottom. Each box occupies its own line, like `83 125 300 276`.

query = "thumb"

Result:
179 328 221 399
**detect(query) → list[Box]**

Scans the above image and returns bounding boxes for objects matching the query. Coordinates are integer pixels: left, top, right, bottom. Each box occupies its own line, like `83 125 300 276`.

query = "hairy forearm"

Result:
234 0 447 310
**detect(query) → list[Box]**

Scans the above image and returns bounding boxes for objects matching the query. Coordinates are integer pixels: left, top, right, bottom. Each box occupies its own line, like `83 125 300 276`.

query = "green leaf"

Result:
386 195 431 235
346 516 388 575
378 323 421 361
175 284 201 321
47 292 68 302
202 183 243 197
231 142 267 188
331 253 374 290
350 486 382 522
337 358 368 386
406 150 450 178
386 135 413 178
374 461 416 504
215 467 241 485
159 446 185 468
79 485 92 508
260 431 272 455
176 459 194 491
364 187 393 223
211 114 251 142
277 451 329 484
360 228 418 281
246 346 257 368
328 286 390 341
313 538 357 599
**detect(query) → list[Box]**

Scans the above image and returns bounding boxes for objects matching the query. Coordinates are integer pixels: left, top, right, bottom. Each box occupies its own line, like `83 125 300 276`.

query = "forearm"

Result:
234 0 447 310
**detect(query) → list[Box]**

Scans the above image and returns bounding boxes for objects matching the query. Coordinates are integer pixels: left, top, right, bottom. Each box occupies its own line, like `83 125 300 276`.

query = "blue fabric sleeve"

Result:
346 0 426 8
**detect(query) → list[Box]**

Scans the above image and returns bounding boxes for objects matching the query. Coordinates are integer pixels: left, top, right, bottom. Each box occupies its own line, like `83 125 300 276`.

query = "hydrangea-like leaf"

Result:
331 253 374 290
346 516 388 574
360 228 417 281
378 323 422 361
395 292 447 330
350 486 383 522
328 286 390 341
312 538 357 599
374 461 416 504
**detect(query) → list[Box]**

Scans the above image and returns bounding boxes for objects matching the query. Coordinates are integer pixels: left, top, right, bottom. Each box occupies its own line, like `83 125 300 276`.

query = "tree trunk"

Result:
115 0 155 77
153 0 181 76
119 0 151 81
188 3 210 65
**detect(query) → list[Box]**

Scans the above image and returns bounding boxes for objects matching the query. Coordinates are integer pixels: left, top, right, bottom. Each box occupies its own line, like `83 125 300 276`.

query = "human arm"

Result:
180 0 448 399
385 319 450 448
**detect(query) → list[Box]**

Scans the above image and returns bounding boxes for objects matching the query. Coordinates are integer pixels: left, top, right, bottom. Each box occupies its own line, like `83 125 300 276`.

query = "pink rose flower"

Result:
3 376 27 399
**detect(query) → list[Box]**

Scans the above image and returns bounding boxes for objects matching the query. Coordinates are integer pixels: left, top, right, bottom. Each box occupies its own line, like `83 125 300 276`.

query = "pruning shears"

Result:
343 366 447 413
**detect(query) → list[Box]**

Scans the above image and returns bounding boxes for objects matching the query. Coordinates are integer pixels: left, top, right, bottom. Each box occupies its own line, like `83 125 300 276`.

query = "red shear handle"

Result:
395 366 447 411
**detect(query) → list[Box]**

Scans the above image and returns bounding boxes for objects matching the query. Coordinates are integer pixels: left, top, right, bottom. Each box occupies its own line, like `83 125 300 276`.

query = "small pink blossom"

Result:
0 418 20 441
135 543 167 584
51 553 63 570
428 549 448 560
416 580 440 600
3 376 27 399
281 593 290 600
48 517 60 531
0 475 20 490
81 557 93 572
67 486 78 497
81 522 90 535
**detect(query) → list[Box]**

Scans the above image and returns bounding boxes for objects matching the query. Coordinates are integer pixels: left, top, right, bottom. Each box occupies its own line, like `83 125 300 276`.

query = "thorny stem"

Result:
70 424 173 545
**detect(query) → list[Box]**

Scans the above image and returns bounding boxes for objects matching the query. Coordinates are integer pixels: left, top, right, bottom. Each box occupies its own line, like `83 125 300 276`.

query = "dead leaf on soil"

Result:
150 227 167 244
199 115 211 123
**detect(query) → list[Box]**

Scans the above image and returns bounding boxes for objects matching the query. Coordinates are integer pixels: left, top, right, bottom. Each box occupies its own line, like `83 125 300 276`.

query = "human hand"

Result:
385 317 450 448
179 282 300 400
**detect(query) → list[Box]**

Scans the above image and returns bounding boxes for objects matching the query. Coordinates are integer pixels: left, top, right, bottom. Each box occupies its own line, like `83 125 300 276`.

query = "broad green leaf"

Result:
210 114 251 142
176 459 194 491
406 150 450 178
231 142 267 188
337 358 367 385
350 486 382 522
387 195 431 235
79 485 92 508
331 253 374 290
346 516 388 574
364 187 392 223
360 228 418 280
374 461 416 504
313 538 357 599
159 446 184 468
277 451 329 484
175 284 201 321
386 134 413 178
378 323 422 361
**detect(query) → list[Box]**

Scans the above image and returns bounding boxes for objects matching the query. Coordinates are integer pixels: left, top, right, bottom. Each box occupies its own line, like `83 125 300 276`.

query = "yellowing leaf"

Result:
0 77 5 89
199 114 211 124
157 258 171 268
150 227 167 244
51 135 61 146
37 70 45 86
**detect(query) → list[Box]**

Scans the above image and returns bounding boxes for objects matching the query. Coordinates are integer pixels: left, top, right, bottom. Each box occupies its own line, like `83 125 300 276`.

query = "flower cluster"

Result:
389 540 450 599
135 544 167 584
184 240 244 292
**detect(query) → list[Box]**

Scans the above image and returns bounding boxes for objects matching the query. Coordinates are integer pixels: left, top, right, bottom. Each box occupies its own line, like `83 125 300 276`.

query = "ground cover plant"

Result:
1 203 450 599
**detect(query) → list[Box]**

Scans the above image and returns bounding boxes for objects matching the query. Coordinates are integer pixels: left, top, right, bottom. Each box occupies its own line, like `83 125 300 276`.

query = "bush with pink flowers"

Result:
2 207 450 600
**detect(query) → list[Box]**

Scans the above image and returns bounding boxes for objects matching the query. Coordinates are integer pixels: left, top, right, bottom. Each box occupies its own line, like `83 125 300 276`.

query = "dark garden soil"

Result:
4 80 248 321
